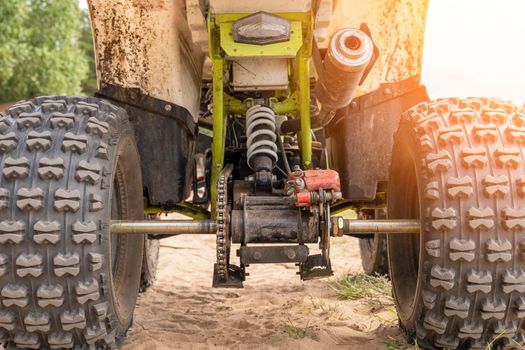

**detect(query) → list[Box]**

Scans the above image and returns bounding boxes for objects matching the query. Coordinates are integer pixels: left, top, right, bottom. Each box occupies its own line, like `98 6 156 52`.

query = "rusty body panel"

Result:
87 0 205 121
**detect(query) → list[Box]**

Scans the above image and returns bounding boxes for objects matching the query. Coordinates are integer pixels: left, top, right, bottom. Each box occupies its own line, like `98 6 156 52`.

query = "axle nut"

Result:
332 217 344 237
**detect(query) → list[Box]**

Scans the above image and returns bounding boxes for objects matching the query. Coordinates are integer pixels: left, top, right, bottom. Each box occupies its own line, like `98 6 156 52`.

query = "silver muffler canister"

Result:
316 28 374 111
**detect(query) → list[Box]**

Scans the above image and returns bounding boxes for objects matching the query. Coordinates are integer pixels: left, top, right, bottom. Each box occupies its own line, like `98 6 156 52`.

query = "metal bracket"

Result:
212 264 244 288
239 245 309 265
96 82 198 136
299 254 333 280
357 23 380 86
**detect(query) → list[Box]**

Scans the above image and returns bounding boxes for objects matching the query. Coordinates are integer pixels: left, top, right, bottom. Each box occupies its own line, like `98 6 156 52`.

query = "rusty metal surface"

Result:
340 219 420 235
330 0 429 95
87 0 205 121
111 220 216 234
239 245 309 264
231 206 319 244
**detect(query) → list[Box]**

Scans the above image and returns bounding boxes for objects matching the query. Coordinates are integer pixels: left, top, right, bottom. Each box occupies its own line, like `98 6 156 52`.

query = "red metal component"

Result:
289 169 341 207
295 192 312 206
289 169 341 192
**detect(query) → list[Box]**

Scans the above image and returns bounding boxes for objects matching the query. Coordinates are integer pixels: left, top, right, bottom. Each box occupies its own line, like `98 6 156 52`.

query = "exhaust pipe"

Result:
315 28 374 122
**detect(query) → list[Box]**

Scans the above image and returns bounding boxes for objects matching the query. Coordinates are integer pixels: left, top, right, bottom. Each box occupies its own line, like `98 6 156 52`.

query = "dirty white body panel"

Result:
88 0 205 121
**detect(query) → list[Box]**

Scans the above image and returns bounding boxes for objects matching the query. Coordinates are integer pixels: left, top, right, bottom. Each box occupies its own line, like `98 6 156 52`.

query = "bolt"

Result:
252 251 262 261
164 104 172 112
293 165 302 177
350 101 358 109
383 87 392 95
294 178 305 189
286 249 296 260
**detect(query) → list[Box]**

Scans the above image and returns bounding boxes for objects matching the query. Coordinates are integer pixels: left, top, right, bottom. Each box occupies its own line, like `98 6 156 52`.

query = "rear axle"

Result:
110 219 420 236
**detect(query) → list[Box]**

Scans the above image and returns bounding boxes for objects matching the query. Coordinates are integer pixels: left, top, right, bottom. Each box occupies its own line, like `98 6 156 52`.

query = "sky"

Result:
421 0 525 106
79 0 525 106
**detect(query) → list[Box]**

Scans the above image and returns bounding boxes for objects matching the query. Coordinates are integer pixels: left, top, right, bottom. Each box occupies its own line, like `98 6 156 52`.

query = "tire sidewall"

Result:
106 131 144 335
387 123 424 332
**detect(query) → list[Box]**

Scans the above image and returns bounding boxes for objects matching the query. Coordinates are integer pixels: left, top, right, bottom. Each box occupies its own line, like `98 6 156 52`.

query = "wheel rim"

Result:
388 140 421 323
362 238 374 259
108 156 140 321
111 177 122 277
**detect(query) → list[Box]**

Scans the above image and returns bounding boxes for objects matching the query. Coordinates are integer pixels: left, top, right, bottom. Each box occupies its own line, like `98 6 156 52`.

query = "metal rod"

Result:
111 219 420 236
342 219 420 235
111 220 216 235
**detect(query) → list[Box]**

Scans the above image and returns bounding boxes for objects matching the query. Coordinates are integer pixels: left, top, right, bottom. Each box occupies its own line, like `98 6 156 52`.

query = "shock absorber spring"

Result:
246 105 278 172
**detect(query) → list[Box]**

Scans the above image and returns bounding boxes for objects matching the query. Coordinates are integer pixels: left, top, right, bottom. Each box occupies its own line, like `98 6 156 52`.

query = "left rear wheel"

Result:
359 209 388 275
0 96 143 349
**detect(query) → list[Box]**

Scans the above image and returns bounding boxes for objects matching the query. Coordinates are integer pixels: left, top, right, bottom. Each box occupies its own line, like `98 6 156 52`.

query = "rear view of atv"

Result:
0 0 524 349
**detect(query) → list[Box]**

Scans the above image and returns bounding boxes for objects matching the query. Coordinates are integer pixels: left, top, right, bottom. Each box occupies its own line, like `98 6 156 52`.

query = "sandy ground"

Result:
121 233 412 350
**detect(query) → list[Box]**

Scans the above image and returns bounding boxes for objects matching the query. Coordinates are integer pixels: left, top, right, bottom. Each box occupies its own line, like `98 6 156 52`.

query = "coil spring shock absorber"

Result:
246 105 278 173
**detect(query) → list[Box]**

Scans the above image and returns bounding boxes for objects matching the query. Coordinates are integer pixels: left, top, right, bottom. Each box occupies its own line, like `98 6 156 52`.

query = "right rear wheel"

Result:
389 98 525 349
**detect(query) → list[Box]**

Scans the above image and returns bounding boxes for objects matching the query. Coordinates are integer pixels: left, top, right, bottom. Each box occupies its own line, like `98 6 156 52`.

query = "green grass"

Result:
280 320 311 339
382 336 422 350
485 332 525 349
375 306 398 325
329 273 391 300
307 297 347 320
382 337 409 350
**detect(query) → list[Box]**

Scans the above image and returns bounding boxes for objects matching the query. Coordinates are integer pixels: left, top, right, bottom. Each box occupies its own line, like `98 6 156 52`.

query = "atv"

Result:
0 0 523 349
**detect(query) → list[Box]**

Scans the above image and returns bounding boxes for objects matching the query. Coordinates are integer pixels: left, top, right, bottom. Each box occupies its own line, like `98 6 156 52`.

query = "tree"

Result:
80 9 97 96
0 0 88 103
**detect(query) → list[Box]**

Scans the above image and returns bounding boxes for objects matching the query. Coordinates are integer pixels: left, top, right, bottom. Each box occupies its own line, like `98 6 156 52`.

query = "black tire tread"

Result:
0 96 134 349
359 234 388 276
394 97 525 349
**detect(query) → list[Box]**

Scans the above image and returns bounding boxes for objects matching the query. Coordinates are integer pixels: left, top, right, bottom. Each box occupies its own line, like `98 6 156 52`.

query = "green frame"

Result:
208 12 314 217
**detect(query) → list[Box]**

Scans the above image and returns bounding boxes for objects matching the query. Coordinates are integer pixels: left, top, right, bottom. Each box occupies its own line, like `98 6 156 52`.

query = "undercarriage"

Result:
1 1 524 349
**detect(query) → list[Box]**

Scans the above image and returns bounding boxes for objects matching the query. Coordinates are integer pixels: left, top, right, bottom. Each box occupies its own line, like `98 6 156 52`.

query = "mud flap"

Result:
325 76 429 201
